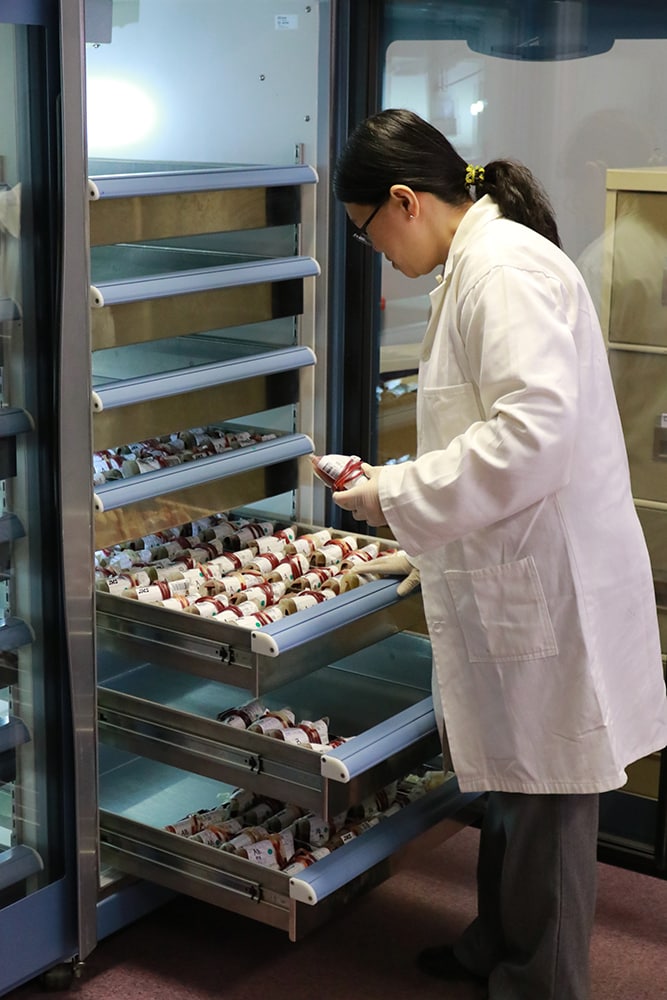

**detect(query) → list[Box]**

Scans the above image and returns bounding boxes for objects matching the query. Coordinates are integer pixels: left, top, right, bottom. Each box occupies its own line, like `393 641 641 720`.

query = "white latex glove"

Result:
360 551 421 596
332 463 386 527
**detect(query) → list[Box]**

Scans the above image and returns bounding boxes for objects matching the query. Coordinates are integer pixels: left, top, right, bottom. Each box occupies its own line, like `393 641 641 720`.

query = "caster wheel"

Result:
40 963 75 991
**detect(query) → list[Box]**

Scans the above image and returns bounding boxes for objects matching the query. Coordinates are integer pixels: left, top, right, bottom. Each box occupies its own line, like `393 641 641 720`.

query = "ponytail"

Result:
476 160 561 248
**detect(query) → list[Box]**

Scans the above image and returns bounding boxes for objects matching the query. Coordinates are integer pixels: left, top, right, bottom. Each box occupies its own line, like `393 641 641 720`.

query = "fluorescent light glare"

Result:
87 77 157 149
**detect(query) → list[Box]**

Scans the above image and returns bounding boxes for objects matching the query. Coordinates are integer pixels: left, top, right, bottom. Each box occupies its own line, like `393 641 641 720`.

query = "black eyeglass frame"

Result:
352 200 386 246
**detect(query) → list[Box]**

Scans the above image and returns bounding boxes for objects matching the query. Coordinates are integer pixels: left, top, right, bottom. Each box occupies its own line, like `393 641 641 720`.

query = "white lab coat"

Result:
379 196 667 794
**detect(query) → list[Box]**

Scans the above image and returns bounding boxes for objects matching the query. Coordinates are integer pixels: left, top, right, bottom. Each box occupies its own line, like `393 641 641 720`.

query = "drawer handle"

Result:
654 421 667 461
245 754 263 774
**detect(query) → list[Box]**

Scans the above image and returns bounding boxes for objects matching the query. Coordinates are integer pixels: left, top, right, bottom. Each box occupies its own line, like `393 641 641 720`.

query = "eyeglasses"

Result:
352 201 386 247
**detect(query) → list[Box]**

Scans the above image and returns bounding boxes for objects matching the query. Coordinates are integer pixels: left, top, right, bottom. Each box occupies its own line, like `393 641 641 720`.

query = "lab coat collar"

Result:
424 196 502 361
440 194 501 284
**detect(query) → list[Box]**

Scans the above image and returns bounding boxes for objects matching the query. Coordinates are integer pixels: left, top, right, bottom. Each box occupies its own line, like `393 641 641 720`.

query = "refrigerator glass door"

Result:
339 0 667 875
0 8 63 906
371 2 667 480
0 1 91 990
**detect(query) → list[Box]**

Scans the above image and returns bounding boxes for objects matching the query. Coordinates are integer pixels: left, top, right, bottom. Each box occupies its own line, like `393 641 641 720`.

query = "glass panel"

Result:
377 1 667 466
0 20 65 905
377 1 667 853
92 319 299 387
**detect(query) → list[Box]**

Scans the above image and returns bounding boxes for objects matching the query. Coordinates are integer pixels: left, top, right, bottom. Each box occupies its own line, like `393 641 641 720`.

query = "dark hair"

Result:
334 108 561 248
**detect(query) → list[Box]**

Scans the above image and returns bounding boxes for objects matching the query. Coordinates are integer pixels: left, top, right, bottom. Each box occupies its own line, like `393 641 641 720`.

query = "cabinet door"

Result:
606 191 667 349
608 350 667 503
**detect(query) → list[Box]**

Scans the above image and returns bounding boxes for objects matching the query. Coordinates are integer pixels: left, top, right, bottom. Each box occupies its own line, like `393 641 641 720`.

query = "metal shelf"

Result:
92 346 316 411
91 256 320 308
94 433 314 514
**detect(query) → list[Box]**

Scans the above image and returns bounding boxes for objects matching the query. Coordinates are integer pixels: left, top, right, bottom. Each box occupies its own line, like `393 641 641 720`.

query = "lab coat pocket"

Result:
444 556 558 663
420 382 482 451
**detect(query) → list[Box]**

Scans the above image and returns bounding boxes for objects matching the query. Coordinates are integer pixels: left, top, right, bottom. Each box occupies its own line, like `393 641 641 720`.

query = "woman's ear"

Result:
389 183 420 218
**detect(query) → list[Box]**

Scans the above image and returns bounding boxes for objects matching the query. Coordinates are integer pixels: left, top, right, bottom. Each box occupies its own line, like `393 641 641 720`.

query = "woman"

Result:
332 108 667 1000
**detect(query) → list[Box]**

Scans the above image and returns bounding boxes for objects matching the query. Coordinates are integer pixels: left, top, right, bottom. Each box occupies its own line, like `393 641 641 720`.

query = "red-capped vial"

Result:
311 454 367 491
341 542 380 569
238 828 295 868
248 708 295 735
212 571 265 598
104 573 136 596
189 817 245 846
312 536 358 566
228 521 275 551
250 534 288 556
216 698 266 728
285 528 332 556
164 813 205 837
283 847 331 874
160 595 196 611
265 803 306 833
270 726 311 747
232 582 286 609
246 551 282 576
216 789 258 819
288 567 335 592
213 605 249 624
278 590 335 615
234 606 285 628
296 718 329 744
207 549 255 574
294 814 331 847
153 565 187 583
221 825 270 854
267 552 310 583
274 526 297 544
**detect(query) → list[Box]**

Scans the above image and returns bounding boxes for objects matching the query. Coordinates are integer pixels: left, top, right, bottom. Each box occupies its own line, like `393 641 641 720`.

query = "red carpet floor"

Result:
6 826 667 999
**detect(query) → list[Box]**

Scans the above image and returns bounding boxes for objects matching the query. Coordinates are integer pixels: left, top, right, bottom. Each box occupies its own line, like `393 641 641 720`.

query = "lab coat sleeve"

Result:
378 263 582 557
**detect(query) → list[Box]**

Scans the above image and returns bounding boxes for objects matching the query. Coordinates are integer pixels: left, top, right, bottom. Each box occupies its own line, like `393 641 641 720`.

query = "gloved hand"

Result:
359 551 421 597
332 463 386 527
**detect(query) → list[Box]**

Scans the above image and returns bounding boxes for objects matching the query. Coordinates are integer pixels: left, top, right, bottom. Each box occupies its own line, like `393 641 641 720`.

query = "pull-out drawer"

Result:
99 760 481 942
98 631 437 817
97 559 426 693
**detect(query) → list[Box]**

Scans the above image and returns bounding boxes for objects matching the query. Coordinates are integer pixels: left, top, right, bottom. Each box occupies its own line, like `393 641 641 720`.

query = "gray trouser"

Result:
454 791 600 1000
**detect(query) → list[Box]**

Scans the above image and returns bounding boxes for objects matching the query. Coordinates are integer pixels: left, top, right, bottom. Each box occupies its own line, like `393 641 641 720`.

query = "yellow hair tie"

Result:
465 164 485 187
